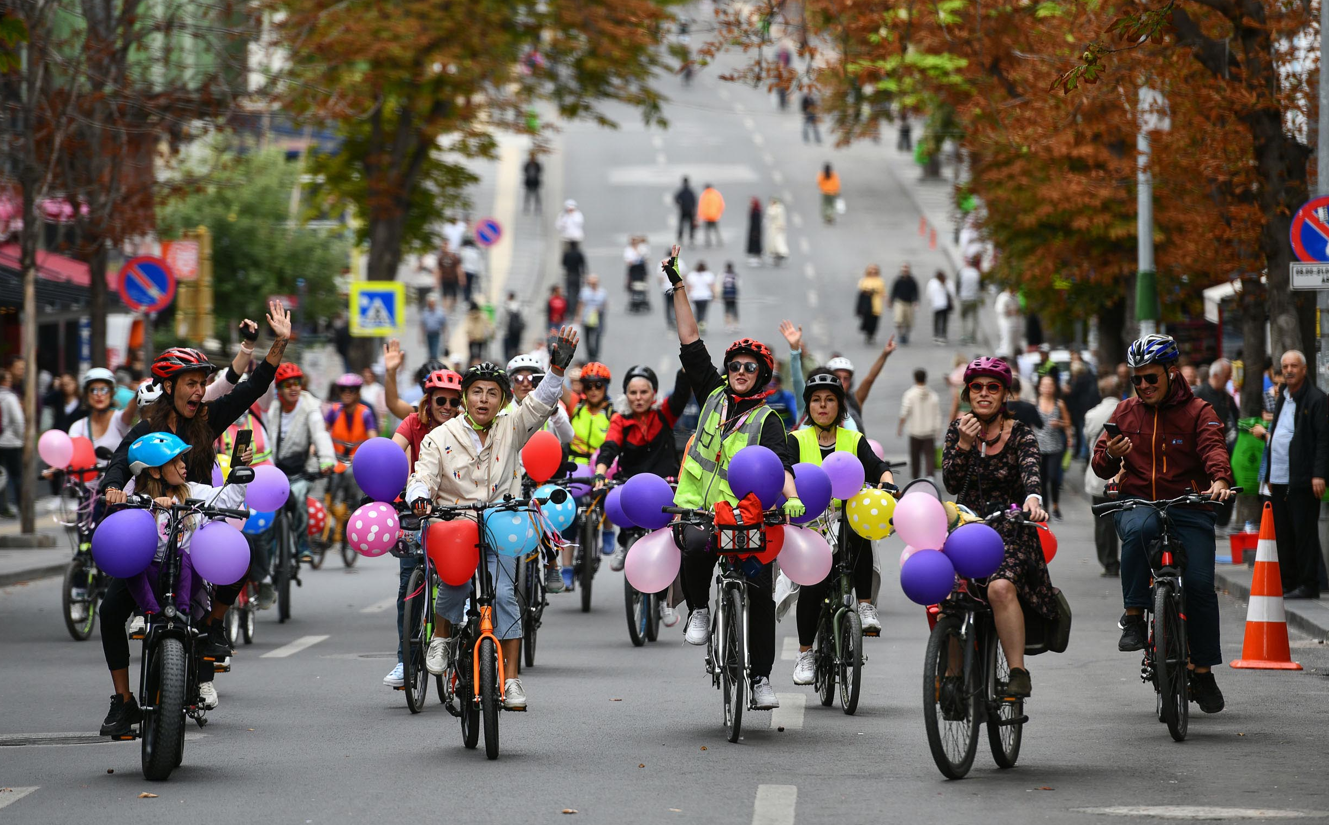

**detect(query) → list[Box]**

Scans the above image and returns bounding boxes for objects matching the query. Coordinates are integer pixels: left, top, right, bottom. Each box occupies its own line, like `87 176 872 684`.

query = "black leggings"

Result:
1040 451 1064 508
101 577 219 679
796 530 873 646
682 552 775 680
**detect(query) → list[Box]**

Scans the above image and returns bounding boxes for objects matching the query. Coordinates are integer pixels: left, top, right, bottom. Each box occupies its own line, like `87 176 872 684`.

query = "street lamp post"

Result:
1136 86 1169 339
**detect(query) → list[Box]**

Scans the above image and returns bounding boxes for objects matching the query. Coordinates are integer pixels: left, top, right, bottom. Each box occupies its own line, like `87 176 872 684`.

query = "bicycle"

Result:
664 503 787 743
621 527 662 648
269 471 323 624
111 478 253 780
574 483 614 613
223 580 257 648
1091 489 1238 742
326 447 363 568
52 449 113 641
922 504 1043 780
517 476 576 668
389 505 442 713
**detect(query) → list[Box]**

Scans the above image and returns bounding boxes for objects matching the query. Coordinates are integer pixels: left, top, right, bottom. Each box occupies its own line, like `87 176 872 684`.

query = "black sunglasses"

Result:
726 361 759 374
1131 373 1161 386
432 395 463 408
583 380 607 390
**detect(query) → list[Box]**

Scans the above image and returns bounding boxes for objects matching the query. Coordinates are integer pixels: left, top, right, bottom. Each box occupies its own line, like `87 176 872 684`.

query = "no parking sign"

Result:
473 217 502 248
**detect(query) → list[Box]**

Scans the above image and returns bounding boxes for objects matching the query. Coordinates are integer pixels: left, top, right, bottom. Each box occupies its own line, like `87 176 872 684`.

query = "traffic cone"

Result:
1230 502 1302 670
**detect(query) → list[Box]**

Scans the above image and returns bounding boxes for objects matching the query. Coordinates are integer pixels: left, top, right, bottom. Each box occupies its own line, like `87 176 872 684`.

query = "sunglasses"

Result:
726 361 759 375
512 373 542 385
279 380 302 390
88 385 112 397
1131 373 1161 386
967 381 1004 395
432 395 463 408
583 380 607 390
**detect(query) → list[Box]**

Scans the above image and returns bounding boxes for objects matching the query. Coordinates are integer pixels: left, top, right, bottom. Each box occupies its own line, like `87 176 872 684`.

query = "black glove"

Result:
549 335 576 370
239 320 259 343
661 256 682 287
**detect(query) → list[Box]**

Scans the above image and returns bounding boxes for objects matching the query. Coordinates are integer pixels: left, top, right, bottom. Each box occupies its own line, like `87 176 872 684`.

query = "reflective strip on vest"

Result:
570 403 611 463
675 387 776 509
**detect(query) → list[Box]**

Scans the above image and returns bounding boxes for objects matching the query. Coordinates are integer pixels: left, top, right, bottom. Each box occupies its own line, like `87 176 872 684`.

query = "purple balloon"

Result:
246 465 291 512
790 462 833 523
211 462 223 487
605 486 636 528
621 473 675 530
822 451 865 500
943 522 1006 579
568 462 594 498
353 437 410 502
728 445 784 508
900 549 957 606
191 522 251 585
91 509 159 578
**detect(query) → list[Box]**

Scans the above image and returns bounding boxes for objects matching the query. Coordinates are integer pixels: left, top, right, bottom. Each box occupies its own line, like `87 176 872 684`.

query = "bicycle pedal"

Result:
862 629 880 637
505 706 528 713
111 731 138 741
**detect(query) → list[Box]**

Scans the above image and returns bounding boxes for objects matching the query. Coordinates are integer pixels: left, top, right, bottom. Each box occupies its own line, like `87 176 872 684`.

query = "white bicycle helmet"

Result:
80 367 116 392
825 356 855 374
506 353 545 377
136 379 163 406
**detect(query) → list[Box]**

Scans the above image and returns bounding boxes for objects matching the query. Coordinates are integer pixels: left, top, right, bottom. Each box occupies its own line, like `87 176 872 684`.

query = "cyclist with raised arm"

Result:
1091 334 1234 713
663 244 802 712
268 364 336 566
408 327 580 711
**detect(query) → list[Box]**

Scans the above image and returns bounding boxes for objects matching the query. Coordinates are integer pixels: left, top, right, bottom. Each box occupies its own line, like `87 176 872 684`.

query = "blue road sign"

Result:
474 217 503 248
117 256 177 314
349 281 406 338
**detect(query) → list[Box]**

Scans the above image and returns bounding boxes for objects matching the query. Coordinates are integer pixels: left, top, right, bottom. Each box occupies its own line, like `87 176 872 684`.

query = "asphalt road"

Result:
4 54 1329 825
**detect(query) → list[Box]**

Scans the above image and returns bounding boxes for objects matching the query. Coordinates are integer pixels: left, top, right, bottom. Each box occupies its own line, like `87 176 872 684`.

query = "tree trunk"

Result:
1096 298 1126 369
89 240 108 367
1238 274 1267 419
19 187 38 535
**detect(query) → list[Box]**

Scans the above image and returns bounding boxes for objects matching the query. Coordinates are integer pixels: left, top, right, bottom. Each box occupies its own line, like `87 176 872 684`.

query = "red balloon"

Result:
69 436 97 483
306 496 327 537
521 431 562 484
1039 526 1058 563
427 518 481 586
753 525 784 563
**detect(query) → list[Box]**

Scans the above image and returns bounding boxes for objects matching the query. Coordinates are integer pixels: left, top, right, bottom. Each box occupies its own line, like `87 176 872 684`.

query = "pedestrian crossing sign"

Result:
349 282 406 338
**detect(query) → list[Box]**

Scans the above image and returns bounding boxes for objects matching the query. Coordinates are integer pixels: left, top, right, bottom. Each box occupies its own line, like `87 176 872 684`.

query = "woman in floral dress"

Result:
941 357 1054 698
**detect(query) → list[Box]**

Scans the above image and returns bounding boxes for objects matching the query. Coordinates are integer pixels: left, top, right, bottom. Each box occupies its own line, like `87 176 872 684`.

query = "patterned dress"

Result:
942 419 1058 619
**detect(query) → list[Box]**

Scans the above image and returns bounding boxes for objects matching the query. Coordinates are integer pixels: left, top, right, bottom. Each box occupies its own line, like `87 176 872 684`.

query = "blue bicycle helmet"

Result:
128 432 191 476
1126 334 1179 369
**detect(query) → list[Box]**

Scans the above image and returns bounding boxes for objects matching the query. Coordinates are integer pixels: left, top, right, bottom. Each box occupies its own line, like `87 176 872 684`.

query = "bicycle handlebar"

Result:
121 494 251 522
1091 488 1243 518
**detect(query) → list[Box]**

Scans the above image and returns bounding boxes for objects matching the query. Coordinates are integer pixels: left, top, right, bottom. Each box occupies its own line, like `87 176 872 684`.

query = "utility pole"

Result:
1136 86 1167 338
1318 0 1328 386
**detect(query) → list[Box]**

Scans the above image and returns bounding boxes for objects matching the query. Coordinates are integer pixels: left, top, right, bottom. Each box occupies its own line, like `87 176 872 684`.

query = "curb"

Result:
0 534 58 548
0 564 66 589
1213 567 1329 642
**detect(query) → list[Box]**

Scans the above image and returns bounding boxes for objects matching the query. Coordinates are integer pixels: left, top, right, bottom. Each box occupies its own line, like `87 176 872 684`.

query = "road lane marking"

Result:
261 635 330 659
360 598 397 614
770 694 805 730
0 788 38 811
803 263 815 281
752 133 765 146
656 151 668 166
798 237 810 254
807 290 819 308
652 135 664 149
781 637 799 660
782 188 794 203
718 87 732 101
734 102 747 113
791 212 803 229
743 116 755 130
771 170 784 185
762 152 775 166
752 784 798 825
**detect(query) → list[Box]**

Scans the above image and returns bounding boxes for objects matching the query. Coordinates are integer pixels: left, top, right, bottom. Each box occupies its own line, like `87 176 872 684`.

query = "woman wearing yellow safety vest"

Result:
560 360 615 592
789 368 895 686
663 244 802 712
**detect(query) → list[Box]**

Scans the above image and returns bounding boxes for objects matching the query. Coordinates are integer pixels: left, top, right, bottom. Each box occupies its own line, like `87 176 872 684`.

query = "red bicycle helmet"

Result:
963 357 1013 389
724 338 775 373
581 362 612 381
424 369 463 393
275 363 305 384
151 347 218 381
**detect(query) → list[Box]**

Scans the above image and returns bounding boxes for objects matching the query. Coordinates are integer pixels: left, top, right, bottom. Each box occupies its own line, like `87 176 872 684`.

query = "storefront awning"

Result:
1203 281 1240 324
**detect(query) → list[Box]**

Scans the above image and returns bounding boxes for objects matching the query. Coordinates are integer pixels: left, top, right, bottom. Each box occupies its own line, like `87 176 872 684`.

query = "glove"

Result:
409 494 431 515
239 319 259 343
662 256 683 287
549 334 576 370
782 496 805 519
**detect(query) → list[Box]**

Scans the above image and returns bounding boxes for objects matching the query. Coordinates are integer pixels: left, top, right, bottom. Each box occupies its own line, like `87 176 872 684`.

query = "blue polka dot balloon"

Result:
242 510 275 536
533 484 577 533
483 509 540 557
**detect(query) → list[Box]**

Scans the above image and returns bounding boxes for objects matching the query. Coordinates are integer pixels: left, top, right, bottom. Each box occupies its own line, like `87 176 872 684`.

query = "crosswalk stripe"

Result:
770 694 805 731
752 784 797 825
261 635 330 659
359 598 397 614
0 787 38 811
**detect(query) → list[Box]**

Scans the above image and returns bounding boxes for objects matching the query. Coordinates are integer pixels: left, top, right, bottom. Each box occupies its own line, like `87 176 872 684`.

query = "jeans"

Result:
583 323 603 360
1040 451 1064 509
676 211 696 244
909 436 936 479
425 331 442 361
434 549 523 640
960 299 980 342
1114 505 1221 667
932 308 950 340
803 116 821 144
703 221 722 247
821 193 837 223
1269 484 1322 595
693 299 711 327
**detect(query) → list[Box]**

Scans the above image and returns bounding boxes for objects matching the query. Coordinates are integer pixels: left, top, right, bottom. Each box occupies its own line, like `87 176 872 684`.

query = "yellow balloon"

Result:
848 489 895 541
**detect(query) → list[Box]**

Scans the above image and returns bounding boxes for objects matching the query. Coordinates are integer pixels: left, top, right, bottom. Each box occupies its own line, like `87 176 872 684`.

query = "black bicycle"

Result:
520 475 578 666
112 472 253 780
53 448 113 640
621 527 663 647
575 485 613 613
1091 489 1238 742
390 504 442 714
269 471 323 624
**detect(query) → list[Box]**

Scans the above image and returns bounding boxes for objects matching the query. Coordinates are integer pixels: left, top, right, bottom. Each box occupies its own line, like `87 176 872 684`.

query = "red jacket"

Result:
1091 376 1232 501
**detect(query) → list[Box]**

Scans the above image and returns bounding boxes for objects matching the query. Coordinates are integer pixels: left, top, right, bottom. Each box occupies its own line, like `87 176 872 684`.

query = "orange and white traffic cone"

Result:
1230 502 1302 670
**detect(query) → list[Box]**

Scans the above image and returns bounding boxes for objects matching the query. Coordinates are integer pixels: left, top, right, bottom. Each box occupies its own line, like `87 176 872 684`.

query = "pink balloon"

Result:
623 528 681 593
39 429 74 468
893 492 948 550
779 525 833 586
900 544 918 567
867 439 884 460
347 502 400 557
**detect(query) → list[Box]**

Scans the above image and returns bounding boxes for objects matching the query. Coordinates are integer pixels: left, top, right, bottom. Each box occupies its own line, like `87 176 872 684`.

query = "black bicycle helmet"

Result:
802 367 846 407
461 362 511 401
622 365 659 393
415 358 447 391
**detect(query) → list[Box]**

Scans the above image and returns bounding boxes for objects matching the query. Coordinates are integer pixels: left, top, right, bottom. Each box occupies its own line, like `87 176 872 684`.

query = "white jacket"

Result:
0 387 24 448
267 391 336 473
154 481 248 563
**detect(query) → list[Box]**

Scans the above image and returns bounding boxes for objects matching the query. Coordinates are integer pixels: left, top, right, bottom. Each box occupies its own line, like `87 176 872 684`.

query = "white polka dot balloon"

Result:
346 502 400 557
483 508 539 557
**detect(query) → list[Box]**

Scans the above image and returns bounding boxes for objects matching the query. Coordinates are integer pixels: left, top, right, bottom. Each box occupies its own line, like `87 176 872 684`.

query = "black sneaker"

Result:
100 694 141 736
1118 613 1147 652
1189 670 1225 713
1005 667 1032 698
202 622 232 660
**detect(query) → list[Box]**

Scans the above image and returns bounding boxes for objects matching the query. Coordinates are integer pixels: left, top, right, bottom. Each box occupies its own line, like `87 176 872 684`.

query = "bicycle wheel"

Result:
579 512 598 613
645 592 661 642
1155 585 1189 742
625 578 647 647
276 530 292 623
457 639 480 748
518 559 542 669
307 528 327 570
241 600 255 644
986 626 1023 768
61 557 98 641
479 637 500 760
923 615 980 780
839 608 863 715
141 638 187 781
224 606 241 648
722 587 745 743
341 535 358 568
401 566 429 713
815 614 836 707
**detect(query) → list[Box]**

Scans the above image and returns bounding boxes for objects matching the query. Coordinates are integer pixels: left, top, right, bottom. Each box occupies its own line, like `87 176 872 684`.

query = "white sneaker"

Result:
752 677 780 709
383 663 405 687
503 678 527 710
792 650 816 685
128 614 146 637
425 637 453 676
198 681 219 710
661 605 680 628
857 602 882 634
684 609 710 646
610 545 628 572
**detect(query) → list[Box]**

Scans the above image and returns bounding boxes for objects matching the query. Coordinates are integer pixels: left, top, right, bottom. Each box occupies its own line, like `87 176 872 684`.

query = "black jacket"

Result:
674 185 697 217
889 275 919 304
1260 379 1329 487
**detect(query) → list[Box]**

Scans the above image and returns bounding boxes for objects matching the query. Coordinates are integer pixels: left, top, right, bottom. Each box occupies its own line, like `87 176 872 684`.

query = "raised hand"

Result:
661 244 683 286
549 325 580 370
238 319 259 343
266 299 292 339
383 339 405 374
882 334 897 358
778 319 803 351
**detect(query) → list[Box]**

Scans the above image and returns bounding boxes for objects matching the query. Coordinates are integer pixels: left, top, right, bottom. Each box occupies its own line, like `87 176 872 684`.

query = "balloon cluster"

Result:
38 430 97 482
894 491 1019 605
343 437 410 557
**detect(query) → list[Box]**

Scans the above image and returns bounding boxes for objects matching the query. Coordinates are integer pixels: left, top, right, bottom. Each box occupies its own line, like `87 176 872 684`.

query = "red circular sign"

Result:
1290 195 1329 264
117 256 177 313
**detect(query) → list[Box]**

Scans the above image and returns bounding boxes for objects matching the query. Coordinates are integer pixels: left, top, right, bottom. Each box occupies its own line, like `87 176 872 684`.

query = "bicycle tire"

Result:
401 566 429 713
275 527 292 624
436 672 447 704
923 615 980 780
645 592 661 643
579 512 597 613
224 606 241 648
723 587 745 743
307 530 327 570
816 615 835 707
142 637 187 781
458 639 479 748
61 557 98 641
480 637 500 760
839 608 863 715
241 601 255 645
518 560 540 668
341 537 358 568
986 626 1023 768
1155 585 1188 742
625 578 647 647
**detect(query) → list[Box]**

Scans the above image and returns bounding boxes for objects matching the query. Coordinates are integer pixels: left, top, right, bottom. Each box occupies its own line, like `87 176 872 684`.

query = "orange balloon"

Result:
521 430 562 483
1039 526 1058 563
427 518 481 586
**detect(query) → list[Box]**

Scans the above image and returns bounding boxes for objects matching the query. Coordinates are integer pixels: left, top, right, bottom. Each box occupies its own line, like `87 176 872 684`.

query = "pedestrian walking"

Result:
765 196 789 265
746 197 763 266
1034 373 1072 520
562 239 587 301
698 183 725 247
898 368 941 479
436 239 462 312
957 256 982 344
331 312 352 373
925 269 956 344
577 273 609 361
522 152 543 214
801 92 822 144
442 215 468 252
502 292 526 364
546 285 568 332
994 287 1021 359
674 176 698 246
685 261 716 330
0 369 23 517
721 262 740 331
1083 375 1121 576
464 301 494 365
816 163 841 224
556 199 585 245
855 264 886 344
889 263 920 344
896 112 912 151
459 237 485 304
1064 352 1100 459
420 294 447 361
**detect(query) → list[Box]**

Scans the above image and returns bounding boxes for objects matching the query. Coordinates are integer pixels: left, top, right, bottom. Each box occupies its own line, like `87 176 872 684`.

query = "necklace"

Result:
976 417 1004 456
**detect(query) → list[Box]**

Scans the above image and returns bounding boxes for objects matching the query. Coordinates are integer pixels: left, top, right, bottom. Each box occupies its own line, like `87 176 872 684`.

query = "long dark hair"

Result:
144 388 216 483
